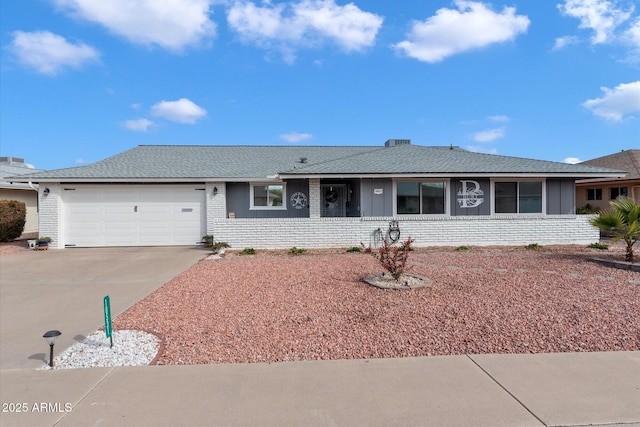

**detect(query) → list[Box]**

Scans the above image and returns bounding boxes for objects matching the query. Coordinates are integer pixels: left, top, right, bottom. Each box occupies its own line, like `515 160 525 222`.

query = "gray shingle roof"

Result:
12 144 624 182
280 144 623 176
1 159 43 190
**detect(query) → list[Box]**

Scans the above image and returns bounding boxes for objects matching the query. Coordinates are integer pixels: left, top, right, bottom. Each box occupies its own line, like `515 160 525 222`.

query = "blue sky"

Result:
1 0 639 171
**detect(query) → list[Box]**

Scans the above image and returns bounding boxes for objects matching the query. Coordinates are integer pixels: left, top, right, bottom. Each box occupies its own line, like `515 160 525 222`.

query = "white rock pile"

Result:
41 330 159 370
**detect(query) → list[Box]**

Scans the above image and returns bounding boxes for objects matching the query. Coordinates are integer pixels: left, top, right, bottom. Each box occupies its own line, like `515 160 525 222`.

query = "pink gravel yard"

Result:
113 246 640 365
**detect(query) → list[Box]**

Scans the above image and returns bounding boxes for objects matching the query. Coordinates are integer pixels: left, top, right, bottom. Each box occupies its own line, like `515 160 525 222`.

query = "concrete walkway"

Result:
1 351 638 427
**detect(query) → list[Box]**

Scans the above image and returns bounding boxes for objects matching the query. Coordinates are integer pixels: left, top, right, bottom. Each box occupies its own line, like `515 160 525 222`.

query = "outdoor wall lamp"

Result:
43 188 50 196
42 330 61 368
212 187 218 196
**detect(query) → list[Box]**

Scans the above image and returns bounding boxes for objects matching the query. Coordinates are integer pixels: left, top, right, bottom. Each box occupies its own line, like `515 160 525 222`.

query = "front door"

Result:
321 184 346 217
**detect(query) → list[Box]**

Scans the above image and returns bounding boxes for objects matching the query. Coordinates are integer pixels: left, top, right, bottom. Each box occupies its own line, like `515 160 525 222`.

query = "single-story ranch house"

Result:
13 140 624 249
1 157 43 234
576 149 639 212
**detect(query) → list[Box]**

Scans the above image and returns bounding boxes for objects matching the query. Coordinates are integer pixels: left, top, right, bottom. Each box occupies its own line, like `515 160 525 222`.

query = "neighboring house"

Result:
576 149 640 212
12 140 623 249
0 157 43 234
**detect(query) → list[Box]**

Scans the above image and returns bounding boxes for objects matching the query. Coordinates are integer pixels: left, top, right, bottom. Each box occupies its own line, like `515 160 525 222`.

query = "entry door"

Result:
321 184 346 217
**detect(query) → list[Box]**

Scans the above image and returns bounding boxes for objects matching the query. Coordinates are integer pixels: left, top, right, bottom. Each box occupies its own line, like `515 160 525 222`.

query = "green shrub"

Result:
289 246 306 255
576 204 600 214
525 243 541 250
239 247 256 255
587 242 608 250
212 241 230 253
456 246 470 251
346 246 362 253
0 200 26 242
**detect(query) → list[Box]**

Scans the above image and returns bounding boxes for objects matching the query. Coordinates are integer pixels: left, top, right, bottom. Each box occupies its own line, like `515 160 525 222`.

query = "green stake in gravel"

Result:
103 295 113 348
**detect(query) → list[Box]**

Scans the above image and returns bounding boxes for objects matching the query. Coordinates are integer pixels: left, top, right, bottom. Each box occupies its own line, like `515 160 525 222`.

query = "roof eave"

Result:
278 172 627 179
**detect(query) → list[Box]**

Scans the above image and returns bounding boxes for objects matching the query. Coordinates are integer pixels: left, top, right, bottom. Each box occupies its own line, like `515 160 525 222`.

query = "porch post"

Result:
309 178 321 218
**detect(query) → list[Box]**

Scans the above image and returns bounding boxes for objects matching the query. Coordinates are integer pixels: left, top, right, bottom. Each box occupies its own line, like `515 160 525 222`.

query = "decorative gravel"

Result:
41 330 159 370
112 246 639 365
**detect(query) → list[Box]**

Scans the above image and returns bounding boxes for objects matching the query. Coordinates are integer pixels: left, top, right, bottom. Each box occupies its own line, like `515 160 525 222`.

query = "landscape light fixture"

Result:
42 330 61 368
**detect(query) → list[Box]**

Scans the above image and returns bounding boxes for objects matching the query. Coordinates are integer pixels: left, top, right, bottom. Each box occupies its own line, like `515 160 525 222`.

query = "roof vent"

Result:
0 156 25 164
384 139 411 147
299 157 308 163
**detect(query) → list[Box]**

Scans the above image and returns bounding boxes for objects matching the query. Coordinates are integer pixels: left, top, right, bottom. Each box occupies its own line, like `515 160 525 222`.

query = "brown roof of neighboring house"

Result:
578 149 640 183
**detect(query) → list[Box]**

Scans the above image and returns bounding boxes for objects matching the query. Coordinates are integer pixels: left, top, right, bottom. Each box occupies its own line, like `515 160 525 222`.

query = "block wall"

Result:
210 215 600 249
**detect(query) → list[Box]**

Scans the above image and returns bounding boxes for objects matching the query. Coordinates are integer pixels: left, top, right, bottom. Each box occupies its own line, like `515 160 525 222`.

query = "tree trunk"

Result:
626 244 634 262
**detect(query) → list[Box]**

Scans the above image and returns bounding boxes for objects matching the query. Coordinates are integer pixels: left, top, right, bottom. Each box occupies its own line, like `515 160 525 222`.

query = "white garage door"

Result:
63 185 206 247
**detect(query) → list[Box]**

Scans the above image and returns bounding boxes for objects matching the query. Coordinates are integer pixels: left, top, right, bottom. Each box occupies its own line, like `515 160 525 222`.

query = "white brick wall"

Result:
309 178 320 218
206 182 226 235
211 215 600 249
37 184 62 248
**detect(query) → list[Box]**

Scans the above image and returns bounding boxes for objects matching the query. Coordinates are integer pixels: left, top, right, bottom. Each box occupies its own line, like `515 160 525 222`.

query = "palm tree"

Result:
589 197 640 262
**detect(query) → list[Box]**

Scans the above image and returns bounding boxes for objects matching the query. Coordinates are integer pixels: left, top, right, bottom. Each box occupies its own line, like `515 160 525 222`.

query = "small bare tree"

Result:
365 236 415 280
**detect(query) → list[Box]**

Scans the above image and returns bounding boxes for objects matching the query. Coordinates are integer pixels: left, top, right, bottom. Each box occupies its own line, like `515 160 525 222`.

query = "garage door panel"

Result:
104 205 134 214
69 222 102 232
139 205 171 214
139 222 170 231
104 191 137 202
105 235 136 245
64 186 205 247
67 206 102 215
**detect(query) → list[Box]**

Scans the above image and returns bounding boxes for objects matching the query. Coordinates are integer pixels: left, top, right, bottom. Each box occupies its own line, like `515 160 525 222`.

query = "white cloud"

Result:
488 115 510 122
52 0 217 51
626 17 640 47
553 35 580 49
393 1 530 63
558 0 633 44
623 17 640 59
582 81 640 121
465 145 498 154
124 118 155 132
8 30 100 75
150 98 207 124
227 0 383 61
279 132 313 143
472 127 505 142
563 157 582 164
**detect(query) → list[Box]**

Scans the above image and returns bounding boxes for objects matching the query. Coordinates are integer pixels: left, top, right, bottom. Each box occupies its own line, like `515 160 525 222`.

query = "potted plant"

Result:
36 237 52 250
201 235 214 247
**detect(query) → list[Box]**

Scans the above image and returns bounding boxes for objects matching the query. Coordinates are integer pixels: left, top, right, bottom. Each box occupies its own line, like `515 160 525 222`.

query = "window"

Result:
587 188 602 201
397 181 445 214
610 187 628 200
495 181 542 214
251 184 285 209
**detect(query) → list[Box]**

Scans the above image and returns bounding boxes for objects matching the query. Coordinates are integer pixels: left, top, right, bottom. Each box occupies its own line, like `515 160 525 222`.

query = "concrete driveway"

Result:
0 247 207 370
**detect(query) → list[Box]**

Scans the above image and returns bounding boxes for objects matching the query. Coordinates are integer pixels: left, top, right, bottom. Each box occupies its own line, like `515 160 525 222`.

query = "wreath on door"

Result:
325 189 339 203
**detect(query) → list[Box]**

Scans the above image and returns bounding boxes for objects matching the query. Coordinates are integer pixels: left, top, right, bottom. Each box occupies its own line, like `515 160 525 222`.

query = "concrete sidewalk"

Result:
1 351 638 427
